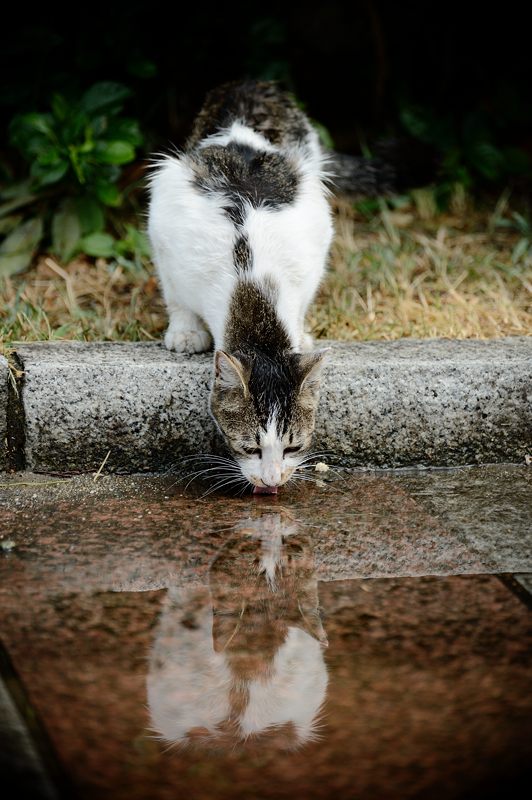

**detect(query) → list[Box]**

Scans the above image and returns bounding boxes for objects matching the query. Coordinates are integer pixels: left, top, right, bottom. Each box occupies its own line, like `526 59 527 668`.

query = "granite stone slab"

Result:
317 338 532 467
12 338 532 473
16 341 215 473
0 354 9 470
393 465 532 573
0 467 529 596
0 574 530 800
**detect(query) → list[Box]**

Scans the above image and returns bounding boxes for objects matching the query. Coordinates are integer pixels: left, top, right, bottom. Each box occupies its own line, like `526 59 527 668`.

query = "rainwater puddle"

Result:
0 466 531 799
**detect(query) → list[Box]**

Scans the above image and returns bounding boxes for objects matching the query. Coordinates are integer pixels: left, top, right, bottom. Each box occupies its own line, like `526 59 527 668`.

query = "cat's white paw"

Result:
300 332 314 352
164 326 212 353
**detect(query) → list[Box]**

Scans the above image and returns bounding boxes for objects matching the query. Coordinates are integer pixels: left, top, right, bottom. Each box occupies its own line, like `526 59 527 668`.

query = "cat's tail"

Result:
329 139 437 197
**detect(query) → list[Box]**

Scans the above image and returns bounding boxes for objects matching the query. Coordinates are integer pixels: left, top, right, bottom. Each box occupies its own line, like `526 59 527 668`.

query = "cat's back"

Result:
149 81 326 222
186 80 315 152
148 81 332 337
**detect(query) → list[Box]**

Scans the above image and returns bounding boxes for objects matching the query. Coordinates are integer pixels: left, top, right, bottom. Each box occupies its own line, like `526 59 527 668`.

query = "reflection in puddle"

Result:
147 509 328 750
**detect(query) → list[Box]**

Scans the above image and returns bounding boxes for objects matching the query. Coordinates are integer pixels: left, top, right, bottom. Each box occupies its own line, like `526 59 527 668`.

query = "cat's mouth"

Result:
252 485 279 495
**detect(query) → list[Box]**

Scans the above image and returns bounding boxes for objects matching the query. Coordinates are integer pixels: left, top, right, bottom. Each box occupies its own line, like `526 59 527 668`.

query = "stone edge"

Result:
2 339 531 473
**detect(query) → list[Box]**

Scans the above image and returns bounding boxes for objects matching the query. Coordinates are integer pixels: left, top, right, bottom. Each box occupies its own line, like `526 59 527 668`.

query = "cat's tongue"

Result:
253 485 278 495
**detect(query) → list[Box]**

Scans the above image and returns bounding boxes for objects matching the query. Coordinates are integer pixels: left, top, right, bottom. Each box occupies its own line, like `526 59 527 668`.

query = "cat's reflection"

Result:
147 509 328 751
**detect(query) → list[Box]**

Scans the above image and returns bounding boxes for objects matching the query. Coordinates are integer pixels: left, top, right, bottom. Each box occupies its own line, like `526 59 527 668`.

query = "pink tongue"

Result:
253 485 279 495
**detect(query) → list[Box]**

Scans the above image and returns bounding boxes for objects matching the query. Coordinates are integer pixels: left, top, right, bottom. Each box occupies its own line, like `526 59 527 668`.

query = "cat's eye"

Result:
242 446 261 457
283 446 302 456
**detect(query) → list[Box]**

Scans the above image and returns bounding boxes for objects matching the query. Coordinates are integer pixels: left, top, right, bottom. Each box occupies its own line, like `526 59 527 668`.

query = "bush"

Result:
0 81 146 276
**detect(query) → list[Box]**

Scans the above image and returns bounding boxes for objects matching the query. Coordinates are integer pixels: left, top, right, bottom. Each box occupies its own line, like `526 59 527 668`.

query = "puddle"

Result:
0 467 531 799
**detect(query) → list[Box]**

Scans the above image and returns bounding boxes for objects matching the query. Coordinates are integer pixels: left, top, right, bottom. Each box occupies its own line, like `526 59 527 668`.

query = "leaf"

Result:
95 182 121 207
10 112 55 139
51 205 81 262
51 92 70 121
76 196 105 234
0 217 43 277
400 106 431 141
0 179 34 200
79 232 115 257
512 238 530 264
0 214 23 235
0 193 37 218
79 82 131 115
9 113 56 158
123 223 151 257
469 142 503 181
30 159 69 186
105 117 143 147
94 140 136 165
35 145 63 166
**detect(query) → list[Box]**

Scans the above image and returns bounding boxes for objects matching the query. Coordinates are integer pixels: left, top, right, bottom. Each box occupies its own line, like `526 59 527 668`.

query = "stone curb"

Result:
0 355 8 471
1 338 531 473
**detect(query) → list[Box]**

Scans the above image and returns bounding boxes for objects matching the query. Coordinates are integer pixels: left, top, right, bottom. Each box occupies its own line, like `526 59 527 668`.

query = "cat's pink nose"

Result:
263 464 282 486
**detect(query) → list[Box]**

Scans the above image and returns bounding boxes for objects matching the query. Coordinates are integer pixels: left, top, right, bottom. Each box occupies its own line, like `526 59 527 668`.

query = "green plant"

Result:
0 82 145 276
399 104 531 207
491 201 532 263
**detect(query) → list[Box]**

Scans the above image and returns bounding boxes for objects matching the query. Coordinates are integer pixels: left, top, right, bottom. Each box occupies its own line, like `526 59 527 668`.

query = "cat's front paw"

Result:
164 326 212 353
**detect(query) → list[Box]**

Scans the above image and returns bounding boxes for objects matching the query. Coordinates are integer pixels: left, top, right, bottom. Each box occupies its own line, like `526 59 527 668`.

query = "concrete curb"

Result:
0 355 8 470
1 338 531 473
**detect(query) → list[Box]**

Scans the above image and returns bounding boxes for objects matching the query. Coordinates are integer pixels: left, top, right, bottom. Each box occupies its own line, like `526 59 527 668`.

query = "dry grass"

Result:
310 196 531 340
1 195 530 350
0 255 167 346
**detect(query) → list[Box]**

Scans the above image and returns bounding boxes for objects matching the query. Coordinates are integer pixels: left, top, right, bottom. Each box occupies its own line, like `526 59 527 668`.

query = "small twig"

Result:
93 450 111 482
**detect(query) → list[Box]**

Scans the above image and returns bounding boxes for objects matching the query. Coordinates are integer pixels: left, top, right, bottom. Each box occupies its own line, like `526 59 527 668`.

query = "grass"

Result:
1 192 530 349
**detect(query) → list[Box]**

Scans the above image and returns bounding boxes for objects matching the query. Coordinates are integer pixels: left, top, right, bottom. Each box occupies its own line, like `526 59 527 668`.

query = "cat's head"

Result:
209 348 328 492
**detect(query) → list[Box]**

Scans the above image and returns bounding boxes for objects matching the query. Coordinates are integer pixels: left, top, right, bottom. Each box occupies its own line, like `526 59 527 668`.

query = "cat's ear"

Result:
298 348 330 393
214 350 249 395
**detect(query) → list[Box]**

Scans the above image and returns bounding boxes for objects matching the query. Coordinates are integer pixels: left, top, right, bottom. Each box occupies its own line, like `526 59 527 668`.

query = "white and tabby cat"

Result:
149 81 333 493
147 510 328 750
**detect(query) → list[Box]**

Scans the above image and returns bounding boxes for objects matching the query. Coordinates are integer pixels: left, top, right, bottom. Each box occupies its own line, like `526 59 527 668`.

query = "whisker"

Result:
182 466 240 490
290 471 320 483
201 476 248 498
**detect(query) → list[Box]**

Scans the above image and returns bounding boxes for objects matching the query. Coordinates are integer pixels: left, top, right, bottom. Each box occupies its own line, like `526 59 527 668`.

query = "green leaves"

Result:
399 102 531 192
0 217 43 277
95 182 121 207
51 203 81 262
1 80 145 270
79 232 115 257
9 82 142 191
76 197 105 234
79 82 131 115
94 140 136 165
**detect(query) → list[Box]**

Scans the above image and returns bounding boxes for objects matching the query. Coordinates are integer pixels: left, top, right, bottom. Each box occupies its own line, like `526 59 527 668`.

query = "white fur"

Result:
238 414 293 488
147 515 328 748
148 123 333 353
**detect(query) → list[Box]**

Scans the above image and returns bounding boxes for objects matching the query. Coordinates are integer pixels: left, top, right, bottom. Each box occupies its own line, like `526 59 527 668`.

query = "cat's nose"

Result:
263 463 282 486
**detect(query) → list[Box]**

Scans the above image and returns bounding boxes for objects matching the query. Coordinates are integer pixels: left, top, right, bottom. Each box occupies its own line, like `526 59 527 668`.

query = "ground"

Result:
1 193 530 348
0 467 530 799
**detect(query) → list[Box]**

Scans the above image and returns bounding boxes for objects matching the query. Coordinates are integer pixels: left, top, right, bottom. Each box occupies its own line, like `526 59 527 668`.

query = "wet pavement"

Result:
0 465 531 799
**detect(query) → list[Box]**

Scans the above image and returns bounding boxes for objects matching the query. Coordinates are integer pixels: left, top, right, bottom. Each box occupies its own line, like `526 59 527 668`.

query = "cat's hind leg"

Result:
164 304 212 353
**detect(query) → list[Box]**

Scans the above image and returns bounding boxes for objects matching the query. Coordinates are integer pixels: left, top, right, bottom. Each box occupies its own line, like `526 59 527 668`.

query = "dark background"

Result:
1 0 531 187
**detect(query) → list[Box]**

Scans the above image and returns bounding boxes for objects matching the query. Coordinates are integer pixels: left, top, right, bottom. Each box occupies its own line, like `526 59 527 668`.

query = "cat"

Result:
147 509 328 751
148 80 426 493
148 81 333 494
